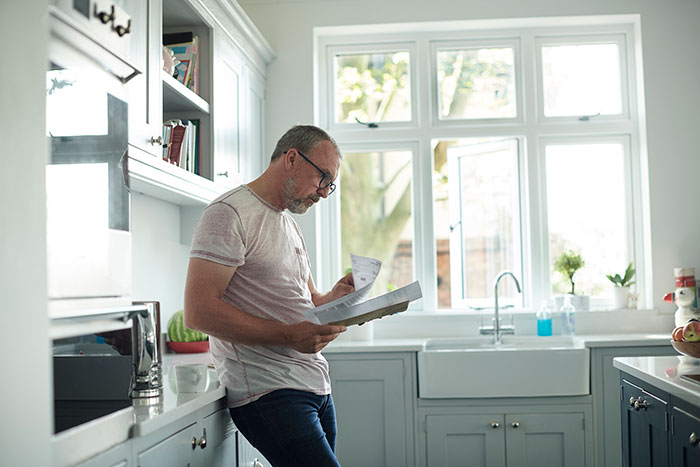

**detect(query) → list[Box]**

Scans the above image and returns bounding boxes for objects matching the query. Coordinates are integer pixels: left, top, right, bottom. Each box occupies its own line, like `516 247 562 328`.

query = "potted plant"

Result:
606 262 636 309
553 249 590 311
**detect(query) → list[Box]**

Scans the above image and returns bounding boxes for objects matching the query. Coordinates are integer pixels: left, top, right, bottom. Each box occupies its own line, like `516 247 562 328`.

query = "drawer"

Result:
622 378 668 429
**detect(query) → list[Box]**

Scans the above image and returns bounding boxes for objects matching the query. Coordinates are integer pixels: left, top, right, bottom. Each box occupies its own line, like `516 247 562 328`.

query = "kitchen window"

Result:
315 17 647 311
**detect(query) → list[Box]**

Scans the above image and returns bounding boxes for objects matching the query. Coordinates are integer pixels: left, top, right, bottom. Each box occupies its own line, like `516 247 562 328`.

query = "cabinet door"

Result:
137 423 196 467
505 413 585 467
201 408 238 466
243 64 265 181
238 434 269 467
212 33 244 189
329 358 411 467
125 0 163 157
425 414 506 467
76 441 131 467
671 406 700 467
621 379 669 467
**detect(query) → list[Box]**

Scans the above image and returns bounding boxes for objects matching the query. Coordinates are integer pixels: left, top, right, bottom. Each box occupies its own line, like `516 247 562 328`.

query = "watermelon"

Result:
167 310 208 342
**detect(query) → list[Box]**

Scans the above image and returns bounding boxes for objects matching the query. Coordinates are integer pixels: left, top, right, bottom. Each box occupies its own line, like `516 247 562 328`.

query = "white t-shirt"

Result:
190 185 330 408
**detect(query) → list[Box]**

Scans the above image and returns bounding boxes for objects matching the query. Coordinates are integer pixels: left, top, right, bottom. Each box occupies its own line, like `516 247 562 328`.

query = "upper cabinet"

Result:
126 0 274 206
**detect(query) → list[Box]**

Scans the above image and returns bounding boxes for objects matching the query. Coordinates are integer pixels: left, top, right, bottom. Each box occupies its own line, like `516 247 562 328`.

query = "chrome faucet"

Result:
479 271 521 344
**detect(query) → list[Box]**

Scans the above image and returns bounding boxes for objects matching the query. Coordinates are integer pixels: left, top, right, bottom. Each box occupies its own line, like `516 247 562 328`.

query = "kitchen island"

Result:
613 355 700 467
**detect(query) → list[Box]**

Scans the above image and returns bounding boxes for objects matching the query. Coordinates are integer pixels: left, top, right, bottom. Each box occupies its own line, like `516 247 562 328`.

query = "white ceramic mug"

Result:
173 364 210 393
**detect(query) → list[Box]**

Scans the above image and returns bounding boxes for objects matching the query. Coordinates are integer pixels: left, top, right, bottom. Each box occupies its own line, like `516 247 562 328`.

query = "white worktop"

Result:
52 352 223 467
323 333 673 353
613 355 700 407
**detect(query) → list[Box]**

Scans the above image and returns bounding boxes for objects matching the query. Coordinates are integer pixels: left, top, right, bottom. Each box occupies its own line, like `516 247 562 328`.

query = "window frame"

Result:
314 18 648 312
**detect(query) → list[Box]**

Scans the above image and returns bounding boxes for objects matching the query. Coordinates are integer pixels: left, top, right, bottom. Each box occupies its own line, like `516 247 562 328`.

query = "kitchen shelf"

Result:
162 73 210 113
127 144 225 206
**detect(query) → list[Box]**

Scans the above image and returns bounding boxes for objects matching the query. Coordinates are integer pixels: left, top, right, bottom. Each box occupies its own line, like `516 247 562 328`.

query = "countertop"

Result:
613 355 700 407
52 352 224 467
323 333 673 353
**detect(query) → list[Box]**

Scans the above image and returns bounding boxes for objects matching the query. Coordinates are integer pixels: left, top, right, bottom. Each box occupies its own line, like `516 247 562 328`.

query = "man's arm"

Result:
184 257 345 353
308 273 355 307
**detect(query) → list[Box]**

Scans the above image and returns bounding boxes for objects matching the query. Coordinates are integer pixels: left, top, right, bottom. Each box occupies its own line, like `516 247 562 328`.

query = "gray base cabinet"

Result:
422 408 588 467
325 352 417 467
620 373 700 467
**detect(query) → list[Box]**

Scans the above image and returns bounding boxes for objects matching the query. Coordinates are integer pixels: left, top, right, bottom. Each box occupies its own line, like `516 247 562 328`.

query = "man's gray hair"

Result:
270 125 342 162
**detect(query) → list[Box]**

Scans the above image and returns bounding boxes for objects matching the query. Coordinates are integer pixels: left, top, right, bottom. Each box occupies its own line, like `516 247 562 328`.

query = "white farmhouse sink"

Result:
417 335 590 398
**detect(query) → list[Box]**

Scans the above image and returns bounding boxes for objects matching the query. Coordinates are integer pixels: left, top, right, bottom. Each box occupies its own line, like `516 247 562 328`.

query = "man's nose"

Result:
317 185 331 198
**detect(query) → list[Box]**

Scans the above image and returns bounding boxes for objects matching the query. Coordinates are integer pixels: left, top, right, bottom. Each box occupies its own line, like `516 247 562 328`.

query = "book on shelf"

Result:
163 32 199 95
162 119 201 175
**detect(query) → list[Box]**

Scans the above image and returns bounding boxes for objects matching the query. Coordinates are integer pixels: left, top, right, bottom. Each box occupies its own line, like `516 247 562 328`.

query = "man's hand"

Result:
284 321 347 353
312 273 355 306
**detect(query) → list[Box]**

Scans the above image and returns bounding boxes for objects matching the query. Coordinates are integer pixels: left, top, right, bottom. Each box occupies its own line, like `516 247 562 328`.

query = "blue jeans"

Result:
229 389 341 467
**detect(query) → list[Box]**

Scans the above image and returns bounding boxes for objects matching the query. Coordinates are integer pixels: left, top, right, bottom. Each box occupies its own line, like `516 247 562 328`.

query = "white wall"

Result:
240 0 700 311
131 194 192 328
0 0 52 464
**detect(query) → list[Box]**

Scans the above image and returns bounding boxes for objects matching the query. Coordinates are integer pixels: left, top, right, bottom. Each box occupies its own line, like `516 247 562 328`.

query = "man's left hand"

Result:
313 273 355 306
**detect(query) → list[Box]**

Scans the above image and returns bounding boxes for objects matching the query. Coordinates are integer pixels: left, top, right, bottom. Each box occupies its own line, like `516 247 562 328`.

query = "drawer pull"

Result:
690 432 700 447
490 421 500 429
511 421 520 428
633 398 648 411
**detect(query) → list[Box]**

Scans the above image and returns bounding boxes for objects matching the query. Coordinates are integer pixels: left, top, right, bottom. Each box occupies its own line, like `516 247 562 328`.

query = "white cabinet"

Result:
125 0 274 208
238 434 268 467
422 407 589 467
125 0 162 158
76 442 132 467
212 32 244 189
202 407 238 466
137 422 201 467
325 352 417 467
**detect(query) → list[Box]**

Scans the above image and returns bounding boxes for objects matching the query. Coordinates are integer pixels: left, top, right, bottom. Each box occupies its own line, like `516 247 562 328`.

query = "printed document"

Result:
304 254 422 326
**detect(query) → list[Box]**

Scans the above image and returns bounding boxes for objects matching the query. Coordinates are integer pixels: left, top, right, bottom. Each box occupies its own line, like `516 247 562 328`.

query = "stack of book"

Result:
163 32 199 95
162 119 200 174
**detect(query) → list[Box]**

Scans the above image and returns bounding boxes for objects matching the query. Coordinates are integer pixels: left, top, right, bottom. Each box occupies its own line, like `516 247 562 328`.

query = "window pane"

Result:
433 139 521 308
546 143 627 297
437 47 516 120
334 52 411 123
542 43 622 117
340 151 413 297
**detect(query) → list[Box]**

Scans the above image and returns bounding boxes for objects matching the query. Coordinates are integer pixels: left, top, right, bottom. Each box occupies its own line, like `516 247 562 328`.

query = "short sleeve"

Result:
190 202 245 267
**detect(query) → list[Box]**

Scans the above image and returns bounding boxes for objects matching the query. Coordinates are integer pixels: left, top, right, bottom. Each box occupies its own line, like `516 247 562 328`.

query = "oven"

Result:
46 0 140 312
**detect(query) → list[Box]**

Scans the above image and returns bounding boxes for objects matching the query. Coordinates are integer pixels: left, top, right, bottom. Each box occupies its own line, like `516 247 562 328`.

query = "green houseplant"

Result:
606 263 636 309
553 250 589 311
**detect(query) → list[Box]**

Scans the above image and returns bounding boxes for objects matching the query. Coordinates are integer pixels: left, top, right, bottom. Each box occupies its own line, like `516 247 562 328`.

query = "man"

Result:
184 125 353 466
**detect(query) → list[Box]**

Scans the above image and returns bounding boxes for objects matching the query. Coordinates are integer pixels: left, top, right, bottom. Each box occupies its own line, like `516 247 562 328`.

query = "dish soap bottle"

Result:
560 295 576 335
536 301 553 336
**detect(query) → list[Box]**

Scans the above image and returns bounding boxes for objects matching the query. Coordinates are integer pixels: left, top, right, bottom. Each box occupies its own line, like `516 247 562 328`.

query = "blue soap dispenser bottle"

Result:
536 300 553 336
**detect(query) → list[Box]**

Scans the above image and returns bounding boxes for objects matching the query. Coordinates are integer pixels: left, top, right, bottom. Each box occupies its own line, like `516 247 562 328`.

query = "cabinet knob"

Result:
629 397 636 407
490 421 500 429
94 4 115 24
253 460 264 467
690 432 700 447
511 421 520 428
197 436 207 449
149 136 164 146
633 398 648 411
217 171 229 178
191 436 197 450
114 19 131 37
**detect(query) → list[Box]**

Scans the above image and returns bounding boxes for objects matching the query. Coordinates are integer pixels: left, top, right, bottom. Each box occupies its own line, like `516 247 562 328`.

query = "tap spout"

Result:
492 271 521 344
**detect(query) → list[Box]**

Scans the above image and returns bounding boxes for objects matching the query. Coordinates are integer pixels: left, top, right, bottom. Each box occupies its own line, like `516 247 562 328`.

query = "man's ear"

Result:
284 149 298 172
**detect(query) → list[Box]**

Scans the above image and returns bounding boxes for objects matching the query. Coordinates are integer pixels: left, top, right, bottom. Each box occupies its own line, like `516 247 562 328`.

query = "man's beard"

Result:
283 177 320 214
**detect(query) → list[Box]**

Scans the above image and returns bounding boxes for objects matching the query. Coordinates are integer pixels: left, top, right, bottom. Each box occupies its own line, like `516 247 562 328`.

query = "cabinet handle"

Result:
511 421 520 428
149 136 163 146
629 397 636 407
197 436 207 449
191 436 197 450
690 432 700 447
634 398 648 411
490 421 500 429
217 171 229 178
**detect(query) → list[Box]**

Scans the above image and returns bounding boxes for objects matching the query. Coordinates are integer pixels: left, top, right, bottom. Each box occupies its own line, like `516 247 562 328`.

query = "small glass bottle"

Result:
536 301 553 336
560 295 576 335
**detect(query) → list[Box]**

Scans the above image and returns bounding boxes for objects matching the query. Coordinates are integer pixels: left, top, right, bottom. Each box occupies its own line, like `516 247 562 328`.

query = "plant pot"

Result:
554 294 590 312
612 287 630 309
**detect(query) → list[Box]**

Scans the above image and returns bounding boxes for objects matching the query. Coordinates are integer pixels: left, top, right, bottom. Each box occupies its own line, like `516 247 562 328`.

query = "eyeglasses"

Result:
286 150 337 194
